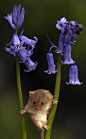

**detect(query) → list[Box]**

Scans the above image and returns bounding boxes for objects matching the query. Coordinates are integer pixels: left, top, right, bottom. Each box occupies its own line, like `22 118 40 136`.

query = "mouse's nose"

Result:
34 105 42 111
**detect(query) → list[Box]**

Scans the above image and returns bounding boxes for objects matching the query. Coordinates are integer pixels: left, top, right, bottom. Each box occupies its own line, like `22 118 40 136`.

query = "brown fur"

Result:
24 89 53 131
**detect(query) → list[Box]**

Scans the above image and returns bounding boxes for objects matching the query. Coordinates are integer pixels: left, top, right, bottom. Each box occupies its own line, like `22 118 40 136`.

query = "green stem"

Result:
16 55 27 139
45 54 61 139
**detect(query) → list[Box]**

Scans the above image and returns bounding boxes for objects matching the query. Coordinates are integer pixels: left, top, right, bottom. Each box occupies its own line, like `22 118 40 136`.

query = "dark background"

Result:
0 0 86 139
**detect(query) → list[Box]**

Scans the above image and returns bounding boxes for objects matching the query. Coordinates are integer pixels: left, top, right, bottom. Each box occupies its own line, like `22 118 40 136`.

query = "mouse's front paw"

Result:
19 110 26 115
52 99 58 104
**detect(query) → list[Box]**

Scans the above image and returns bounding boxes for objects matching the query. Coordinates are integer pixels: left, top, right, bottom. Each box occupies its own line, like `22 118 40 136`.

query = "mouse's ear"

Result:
44 90 53 99
44 90 50 94
29 91 34 96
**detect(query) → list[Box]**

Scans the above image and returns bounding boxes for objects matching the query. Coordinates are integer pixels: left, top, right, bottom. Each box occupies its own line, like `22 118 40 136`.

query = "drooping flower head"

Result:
19 35 38 49
18 48 33 63
44 53 58 74
44 33 58 74
61 44 75 65
6 33 21 46
55 34 65 54
5 34 24 56
4 5 25 30
24 58 38 72
56 12 83 49
66 65 83 85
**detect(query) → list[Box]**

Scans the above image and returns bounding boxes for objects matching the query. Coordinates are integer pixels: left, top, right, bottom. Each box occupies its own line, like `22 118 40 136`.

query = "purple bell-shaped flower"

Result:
44 53 58 74
66 65 83 85
6 34 21 47
55 34 65 54
5 34 24 56
24 58 38 72
17 48 33 63
64 25 77 45
61 44 75 65
12 34 21 46
19 35 38 48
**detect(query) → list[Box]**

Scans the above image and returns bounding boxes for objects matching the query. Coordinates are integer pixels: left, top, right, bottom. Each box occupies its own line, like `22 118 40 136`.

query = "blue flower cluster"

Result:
45 12 83 85
4 5 24 30
4 5 38 72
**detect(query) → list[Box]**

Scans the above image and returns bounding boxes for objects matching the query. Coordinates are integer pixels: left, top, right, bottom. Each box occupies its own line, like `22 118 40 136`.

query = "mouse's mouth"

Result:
34 105 42 111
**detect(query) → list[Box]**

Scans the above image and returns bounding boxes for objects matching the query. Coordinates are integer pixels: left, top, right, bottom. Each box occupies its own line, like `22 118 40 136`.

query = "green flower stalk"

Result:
16 55 27 139
45 54 61 139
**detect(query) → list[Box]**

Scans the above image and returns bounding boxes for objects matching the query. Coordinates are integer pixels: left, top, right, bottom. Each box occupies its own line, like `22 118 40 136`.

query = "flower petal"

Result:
12 34 20 46
17 8 25 27
4 13 16 30
61 44 75 65
19 35 38 47
5 46 16 57
17 4 21 17
12 5 17 24
24 58 38 72
17 48 33 63
56 34 65 54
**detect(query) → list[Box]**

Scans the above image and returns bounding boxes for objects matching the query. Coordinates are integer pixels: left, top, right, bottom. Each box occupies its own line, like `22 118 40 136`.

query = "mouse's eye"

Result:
41 101 44 105
33 101 36 104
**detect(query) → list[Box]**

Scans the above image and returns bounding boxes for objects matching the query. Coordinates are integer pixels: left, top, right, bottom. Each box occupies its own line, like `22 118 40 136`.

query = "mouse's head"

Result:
28 89 53 112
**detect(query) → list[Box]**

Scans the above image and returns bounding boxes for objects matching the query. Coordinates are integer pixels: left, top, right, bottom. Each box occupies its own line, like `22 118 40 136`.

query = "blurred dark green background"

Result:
0 0 86 139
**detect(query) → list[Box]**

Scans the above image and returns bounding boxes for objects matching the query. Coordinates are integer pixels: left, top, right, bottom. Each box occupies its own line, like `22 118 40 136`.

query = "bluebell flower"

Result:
56 13 83 47
19 35 38 48
4 5 25 30
5 44 25 57
62 25 77 46
5 34 27 56
6 34 21 47
73 24 83 35
6 33 26 47
4 13 16 30
64 26 72 46
55 34 65 54
5 45 17 57
66 65 83 85
44 53 58 74
17 48 33 63
56 17 67 34
69 21 76 29
24 58 38 72
61 44 75 65
69 21 83 35
12 34 21 46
